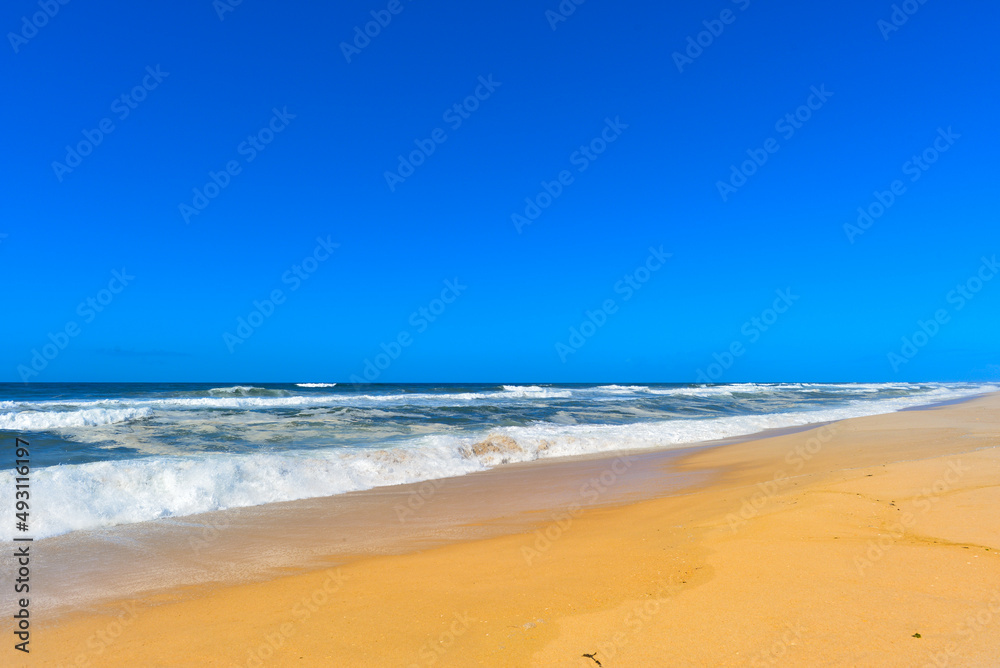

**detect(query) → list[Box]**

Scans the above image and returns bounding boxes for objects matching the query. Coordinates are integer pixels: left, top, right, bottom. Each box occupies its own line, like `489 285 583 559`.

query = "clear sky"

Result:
2 0 998 383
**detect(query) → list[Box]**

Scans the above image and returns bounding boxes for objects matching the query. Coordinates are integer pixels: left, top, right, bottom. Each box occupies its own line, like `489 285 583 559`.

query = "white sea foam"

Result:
595 385 653 392
0 407 152 431
208 386 265 394
0 443 483 540
644 384 749 396
501 385 573 398
1 382 994 540
640 383 915 397
207 386 291 397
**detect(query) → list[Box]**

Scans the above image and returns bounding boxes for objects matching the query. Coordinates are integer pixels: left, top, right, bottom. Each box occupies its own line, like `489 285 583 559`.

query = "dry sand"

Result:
24 394 1000 667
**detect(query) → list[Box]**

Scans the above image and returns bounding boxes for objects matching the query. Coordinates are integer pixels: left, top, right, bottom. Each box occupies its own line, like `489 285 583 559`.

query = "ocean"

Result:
1 381 995 541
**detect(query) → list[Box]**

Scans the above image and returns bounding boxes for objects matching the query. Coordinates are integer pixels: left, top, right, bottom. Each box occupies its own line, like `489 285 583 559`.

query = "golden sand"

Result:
27 395 1000 667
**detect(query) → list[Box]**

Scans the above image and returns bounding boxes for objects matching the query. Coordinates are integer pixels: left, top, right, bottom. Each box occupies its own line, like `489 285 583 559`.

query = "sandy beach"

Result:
26 393 1000 667
11 1 996 665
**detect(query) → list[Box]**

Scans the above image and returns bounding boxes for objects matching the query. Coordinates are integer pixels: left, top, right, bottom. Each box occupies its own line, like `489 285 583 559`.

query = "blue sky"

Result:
2 0 998 383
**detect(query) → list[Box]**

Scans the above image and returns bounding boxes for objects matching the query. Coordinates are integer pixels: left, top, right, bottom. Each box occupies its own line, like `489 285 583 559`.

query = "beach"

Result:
11 1 997 665
21 391 1000 666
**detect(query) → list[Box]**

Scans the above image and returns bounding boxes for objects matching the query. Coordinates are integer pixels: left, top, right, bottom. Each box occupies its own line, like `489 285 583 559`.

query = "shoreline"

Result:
20 392 1000 665
7 383 993 545
11 396 918 619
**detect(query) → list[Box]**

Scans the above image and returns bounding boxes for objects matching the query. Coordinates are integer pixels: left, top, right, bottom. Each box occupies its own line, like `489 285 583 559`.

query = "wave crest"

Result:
501 385 573 398
0 408 152 431
207 386 290 397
